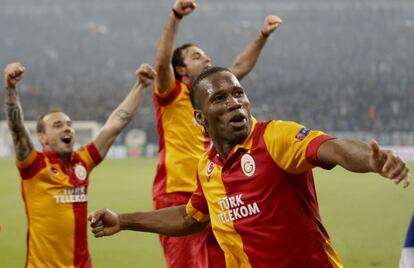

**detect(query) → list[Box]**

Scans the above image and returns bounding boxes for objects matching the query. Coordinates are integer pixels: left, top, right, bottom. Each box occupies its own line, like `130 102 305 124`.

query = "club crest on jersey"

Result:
295 127 310 141
241 154 255 177
207 161 215 178
74 164 87 181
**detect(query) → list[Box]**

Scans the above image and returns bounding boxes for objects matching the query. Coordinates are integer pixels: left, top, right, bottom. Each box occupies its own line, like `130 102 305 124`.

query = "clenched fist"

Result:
173 0 197 17
261 15 283 37
4 62 25 89
136 64 157 87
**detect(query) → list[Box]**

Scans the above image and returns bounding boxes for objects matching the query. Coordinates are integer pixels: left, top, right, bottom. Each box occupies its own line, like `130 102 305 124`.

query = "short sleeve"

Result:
263 121 336 174
16 149 45 180
185 175 210 222
77 143 103 171
153 80 182 106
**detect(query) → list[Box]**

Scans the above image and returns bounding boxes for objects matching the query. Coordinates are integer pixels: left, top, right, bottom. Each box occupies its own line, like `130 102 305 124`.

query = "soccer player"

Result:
89 67 410 268
3 62 156 267
152 0 282 266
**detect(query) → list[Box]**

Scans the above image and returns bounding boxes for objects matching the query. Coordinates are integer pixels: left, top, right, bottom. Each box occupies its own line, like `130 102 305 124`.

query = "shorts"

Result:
153 192 226 268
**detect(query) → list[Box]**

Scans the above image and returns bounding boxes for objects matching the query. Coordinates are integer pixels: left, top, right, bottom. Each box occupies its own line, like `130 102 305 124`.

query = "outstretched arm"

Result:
317 139 410 188
3 62 34 161
93 64 156 159
230 15 282 81
88 205 208 238
155 0 196 94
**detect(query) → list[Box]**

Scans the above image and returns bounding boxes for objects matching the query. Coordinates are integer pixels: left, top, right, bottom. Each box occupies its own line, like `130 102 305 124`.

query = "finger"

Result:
381 151 398 175
91 220 104 229
390 166 409 184
88 211 97 223
92 225 104 234
402 174 410 188
94 230 105 238
88 209 105 224
183 0 196 9
387 157 405 178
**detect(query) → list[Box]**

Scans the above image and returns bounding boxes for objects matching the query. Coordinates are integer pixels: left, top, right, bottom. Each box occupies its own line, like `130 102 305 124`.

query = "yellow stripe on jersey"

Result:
324 240 344 268
186 201 210 222
22 155 76 267
154 81 206 194
196 155 253 268
263 120 328 174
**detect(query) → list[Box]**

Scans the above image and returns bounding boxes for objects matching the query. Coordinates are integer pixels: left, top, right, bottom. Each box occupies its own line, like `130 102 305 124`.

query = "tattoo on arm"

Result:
4 87 34 161
115 109 132 124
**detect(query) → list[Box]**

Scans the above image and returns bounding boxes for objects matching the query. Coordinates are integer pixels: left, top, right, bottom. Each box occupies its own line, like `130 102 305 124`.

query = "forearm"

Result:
155 12 180 72
104 81 146 132
230 32 268 81
119 205 206 237
4 86 33 160
319 139 374 173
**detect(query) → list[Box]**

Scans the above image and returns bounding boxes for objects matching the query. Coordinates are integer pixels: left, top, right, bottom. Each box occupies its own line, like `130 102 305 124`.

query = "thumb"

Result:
369 140 380 160
88 209 104 224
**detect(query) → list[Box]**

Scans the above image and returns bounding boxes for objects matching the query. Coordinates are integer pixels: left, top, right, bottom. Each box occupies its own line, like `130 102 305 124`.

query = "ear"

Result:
194 109 206 127
37 133 47 146
175 66 187 77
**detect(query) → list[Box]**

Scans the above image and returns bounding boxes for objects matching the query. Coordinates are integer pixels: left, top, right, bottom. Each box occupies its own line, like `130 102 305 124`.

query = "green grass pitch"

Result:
0 158 413 267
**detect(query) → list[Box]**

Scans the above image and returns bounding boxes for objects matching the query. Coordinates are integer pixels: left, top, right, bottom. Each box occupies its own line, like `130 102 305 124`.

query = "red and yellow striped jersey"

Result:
153 80 208 197
16 143 102 268
186 119 344 268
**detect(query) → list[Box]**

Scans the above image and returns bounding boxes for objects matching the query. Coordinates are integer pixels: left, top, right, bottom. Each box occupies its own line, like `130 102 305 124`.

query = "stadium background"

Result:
0 0 413 267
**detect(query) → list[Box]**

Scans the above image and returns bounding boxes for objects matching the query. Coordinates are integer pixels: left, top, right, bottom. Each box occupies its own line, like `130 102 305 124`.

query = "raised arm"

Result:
88 205 208 238
230 15 282 81
154 0 196 93
93 64 156 159
317 139 410 188
3 62 34 161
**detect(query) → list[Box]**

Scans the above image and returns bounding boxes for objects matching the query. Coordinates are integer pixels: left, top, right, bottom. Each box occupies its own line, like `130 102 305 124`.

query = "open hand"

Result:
369 140 410 188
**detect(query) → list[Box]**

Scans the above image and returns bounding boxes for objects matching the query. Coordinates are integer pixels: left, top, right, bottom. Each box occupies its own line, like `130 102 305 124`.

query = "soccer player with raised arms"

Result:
90 67 410 268
3 62 155 267
151 0 282 266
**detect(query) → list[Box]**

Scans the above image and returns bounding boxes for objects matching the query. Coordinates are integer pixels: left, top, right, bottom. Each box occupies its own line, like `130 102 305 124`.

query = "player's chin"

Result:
60 144 74 154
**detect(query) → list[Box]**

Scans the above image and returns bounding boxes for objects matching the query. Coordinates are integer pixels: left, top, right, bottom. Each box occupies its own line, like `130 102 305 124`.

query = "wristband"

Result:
172 9 183 19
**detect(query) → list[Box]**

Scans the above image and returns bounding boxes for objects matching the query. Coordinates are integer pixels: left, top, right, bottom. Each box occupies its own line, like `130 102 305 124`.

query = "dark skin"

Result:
89 69 410 239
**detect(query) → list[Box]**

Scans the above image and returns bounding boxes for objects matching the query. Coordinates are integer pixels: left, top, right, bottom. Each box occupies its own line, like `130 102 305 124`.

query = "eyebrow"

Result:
191 52 202 58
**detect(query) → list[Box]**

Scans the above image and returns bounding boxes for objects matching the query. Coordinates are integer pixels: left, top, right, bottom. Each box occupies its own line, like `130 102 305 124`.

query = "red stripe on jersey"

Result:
306 135 336 169
155 80 182 106
18 153 46 180
152 92 168 198
73 202 91 268
86 143 102 165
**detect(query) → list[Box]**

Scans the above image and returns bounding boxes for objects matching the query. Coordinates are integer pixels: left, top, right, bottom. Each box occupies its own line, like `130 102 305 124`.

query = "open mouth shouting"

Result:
60 134 73 145
229 113 248 129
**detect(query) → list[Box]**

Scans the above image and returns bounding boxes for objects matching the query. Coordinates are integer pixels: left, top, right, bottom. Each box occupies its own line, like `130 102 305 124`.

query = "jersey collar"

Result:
208 116 257 164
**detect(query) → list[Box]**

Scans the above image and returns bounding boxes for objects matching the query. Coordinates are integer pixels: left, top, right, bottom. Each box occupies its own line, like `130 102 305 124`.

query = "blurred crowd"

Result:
0 0 413 143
